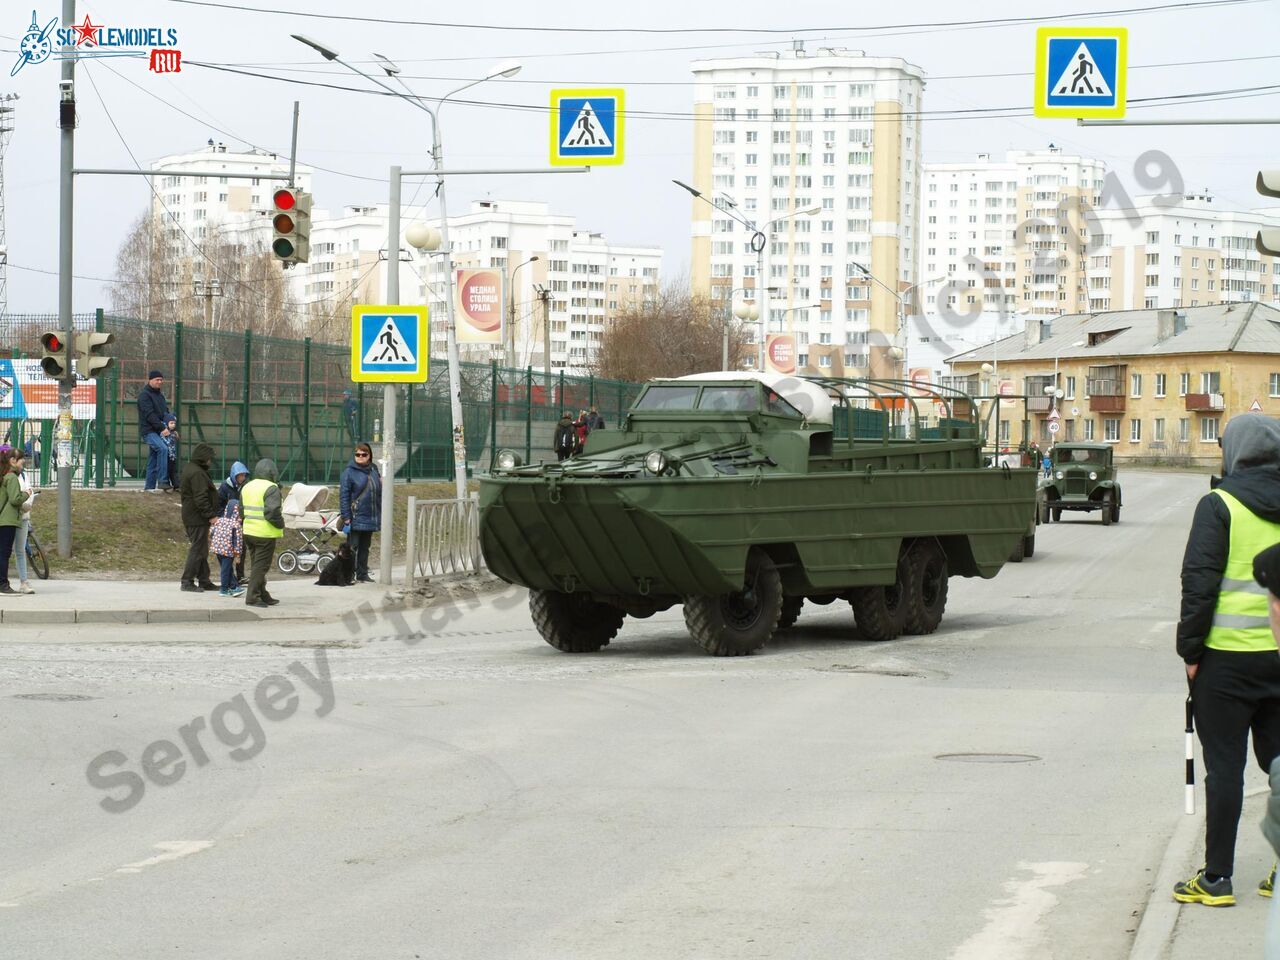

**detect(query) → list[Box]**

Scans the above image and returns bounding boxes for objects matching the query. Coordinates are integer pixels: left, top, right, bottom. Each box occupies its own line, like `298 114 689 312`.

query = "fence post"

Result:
302 336 311 483
404 495 418 588
108 362 118 486
173 321 184 426
94 308 105 488
489 359 498 470
357 382 365 441
589 375 595 407
241 329 252 457
405 384 414 483
558 370 565 413
524 366 532 464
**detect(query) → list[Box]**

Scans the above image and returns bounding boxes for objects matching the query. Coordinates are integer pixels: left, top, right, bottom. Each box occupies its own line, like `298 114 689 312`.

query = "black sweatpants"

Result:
1194 647 1280 877
181 524 211 587
243 535 276 605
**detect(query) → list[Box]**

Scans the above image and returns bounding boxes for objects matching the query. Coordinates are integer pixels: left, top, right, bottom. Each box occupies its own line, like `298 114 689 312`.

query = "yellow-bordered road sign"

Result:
351 305 429 383
1034 26 1127 119
551 88 624 166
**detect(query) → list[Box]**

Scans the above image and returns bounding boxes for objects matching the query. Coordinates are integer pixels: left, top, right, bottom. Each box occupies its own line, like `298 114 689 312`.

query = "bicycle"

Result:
23 520 49 581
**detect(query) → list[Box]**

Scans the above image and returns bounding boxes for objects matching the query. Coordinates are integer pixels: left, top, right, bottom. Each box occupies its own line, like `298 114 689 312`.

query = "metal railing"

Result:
405 495 485 582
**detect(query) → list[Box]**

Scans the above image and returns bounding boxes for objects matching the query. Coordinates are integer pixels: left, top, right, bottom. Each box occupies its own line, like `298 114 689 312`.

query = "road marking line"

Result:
113 840 214 875
950 860 1089 960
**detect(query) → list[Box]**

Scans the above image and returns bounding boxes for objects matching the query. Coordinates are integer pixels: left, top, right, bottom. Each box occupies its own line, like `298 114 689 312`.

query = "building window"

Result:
1155 373 1166 398
1271 373 1280 397
1104 418 1120 442
1083 419 1095 440
1179 418 1190 442
1154 418 1165 442
1130 419 1142 443
1130 373 1142 398
1179 372 1190 397
1200 371 1221 394
1201 417 1221 443
1065 376 1076 400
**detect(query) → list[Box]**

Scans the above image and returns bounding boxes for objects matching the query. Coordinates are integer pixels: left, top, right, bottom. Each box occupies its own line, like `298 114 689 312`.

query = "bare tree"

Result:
590 280 750 382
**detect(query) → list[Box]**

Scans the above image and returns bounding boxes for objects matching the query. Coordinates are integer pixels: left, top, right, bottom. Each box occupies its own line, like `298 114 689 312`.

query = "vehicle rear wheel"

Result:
1040 502 1051 524
850 548 912 641
276 550 299 574
1023 532 1035 559
683 550 783 656
1101 492 1113 526
778 597 804 630
904 541 948 635
529 589 625 653
1009 535 1025 563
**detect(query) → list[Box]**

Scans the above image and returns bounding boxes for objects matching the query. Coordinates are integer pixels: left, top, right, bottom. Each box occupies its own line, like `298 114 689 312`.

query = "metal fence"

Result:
407 496 485 580
2 311 643 487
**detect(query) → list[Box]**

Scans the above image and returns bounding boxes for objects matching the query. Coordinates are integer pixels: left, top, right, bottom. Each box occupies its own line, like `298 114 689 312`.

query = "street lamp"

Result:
852 263 946 380
673 179 818 369
294 35 521 583
508 255 540 364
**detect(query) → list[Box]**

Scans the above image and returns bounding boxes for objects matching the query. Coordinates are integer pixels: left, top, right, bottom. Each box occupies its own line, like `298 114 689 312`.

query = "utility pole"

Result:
194 277 222 329
0 93 18 328
56 0 75 558
538 285 552 395
379 165 401 584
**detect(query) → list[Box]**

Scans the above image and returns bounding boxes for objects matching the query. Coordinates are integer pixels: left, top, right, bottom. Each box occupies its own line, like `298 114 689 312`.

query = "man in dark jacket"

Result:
586 406 606 432
178 442 220 592
137 371 172 492
553 413 577 461
1174 414 1280 907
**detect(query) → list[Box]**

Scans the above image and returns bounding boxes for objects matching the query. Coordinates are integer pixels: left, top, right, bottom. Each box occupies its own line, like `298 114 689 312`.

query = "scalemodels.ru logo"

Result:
10 9 182 77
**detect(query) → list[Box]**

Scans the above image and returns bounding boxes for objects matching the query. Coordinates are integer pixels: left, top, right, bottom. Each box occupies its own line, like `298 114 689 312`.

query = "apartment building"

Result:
689 44 924 377
946 303 1280 465
913 147 1107 379
1088 191 1280 312
414 200 661 373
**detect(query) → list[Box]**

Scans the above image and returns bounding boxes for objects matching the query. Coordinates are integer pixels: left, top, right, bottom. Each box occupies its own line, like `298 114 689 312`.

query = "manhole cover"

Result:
935 752 1040 764
10 693 98 702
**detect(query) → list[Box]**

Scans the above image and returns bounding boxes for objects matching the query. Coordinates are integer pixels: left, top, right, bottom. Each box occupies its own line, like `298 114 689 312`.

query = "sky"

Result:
3 0 1280 318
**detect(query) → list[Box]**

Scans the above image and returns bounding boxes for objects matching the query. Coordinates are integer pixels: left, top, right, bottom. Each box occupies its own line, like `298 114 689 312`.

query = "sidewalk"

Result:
1134 787 1277 959
0 573 402 624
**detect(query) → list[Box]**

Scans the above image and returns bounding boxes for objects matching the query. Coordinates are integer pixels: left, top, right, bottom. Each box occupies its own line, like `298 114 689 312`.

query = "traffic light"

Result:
75 330 116 379
271 187 312 265
39 330 71 379
1257 171 1280 256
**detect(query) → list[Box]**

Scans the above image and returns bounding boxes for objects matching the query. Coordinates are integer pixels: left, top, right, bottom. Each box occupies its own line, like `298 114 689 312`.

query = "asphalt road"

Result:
0 470 1211 959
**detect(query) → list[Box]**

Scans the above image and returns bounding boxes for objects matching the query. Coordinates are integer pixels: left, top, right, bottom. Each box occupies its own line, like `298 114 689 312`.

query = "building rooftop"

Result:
947 302 1280 367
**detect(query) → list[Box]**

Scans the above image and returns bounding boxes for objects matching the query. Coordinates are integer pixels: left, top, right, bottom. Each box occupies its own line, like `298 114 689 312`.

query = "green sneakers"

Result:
1261 864 1276 899
1173 870 1236 907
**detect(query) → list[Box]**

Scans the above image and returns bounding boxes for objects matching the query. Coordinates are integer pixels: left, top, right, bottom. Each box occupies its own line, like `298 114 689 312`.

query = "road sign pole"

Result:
56 0 76 559
379 165 401 586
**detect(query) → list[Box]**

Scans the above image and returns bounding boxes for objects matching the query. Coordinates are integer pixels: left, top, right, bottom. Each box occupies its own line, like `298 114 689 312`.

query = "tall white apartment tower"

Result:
690 45 924 378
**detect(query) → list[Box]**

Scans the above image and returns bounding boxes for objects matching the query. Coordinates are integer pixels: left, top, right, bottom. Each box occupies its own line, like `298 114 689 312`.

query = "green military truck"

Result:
1039 441 1122 525
479 373 1039 656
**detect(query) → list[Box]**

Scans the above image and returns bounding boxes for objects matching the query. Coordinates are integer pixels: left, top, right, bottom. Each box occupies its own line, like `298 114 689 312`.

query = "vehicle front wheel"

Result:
1101 492 1113 526
529 589 625 653
683 550 783 656
1112 501 1121 524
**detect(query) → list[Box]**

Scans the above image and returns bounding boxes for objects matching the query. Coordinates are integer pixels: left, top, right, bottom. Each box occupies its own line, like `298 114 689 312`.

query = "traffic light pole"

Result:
56 0 75 558
379 166 401 586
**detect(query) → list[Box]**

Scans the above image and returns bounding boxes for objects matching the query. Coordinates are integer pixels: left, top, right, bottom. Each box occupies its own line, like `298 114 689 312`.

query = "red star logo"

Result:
72 14 101 47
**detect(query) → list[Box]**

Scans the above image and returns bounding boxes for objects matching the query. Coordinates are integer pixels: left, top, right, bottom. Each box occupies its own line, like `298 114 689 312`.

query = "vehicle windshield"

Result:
634 385 699 410
1055 448 1106 466
698 386 757 412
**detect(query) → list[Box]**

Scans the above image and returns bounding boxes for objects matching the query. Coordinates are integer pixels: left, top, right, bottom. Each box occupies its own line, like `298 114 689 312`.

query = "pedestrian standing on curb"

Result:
0 448 30 595
178 442 220 593
10 448 35 594
241 458 284 608
218 460 250 585
137 370 172 492
339 441 382 584
210 499 246 599
1251 544 1280 955
1174 413 1280 907
553 413 577 462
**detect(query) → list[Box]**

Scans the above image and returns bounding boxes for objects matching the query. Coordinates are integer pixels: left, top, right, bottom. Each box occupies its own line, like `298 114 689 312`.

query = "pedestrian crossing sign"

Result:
351 305 429 383
1034 27 1127 119
550 88 624 167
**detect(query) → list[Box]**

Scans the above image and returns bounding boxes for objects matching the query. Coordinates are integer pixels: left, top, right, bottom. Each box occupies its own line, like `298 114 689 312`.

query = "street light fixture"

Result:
295 34 522 581
508 255 540 363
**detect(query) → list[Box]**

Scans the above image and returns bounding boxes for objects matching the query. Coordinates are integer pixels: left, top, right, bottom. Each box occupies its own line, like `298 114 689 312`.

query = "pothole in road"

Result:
815 664 926 678
935 752 1041 763
10 693 98 702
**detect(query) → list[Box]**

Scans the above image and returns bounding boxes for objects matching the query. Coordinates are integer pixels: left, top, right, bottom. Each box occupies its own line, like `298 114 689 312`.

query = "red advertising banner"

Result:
455 269 505 344
764 334 796 375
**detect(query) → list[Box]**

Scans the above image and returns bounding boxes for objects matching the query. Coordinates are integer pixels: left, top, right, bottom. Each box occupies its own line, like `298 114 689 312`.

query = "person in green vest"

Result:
240 458 285 609
1175 413 1280 907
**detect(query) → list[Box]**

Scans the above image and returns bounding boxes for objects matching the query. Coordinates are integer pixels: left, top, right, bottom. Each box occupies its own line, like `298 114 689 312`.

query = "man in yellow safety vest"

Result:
240 458 284 608
1175 413 1280 907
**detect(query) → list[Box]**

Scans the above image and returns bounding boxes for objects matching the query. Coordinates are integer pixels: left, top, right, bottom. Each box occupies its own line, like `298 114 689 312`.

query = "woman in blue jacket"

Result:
339 441 382 583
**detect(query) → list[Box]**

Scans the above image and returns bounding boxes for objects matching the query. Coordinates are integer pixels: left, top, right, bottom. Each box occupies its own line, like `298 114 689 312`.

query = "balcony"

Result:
1185 393 1225 412
1088 395 1127 413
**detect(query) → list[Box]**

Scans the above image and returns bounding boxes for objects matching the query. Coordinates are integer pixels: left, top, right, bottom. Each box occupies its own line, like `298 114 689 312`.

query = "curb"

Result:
1 608 262 624
1128 785 1270 960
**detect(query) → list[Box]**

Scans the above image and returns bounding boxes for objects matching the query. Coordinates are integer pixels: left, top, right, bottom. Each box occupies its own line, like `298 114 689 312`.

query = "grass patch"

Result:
28 480 473 580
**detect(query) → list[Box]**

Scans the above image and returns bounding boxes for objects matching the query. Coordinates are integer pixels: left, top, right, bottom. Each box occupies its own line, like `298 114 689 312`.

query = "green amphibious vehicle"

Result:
480 373 1038 656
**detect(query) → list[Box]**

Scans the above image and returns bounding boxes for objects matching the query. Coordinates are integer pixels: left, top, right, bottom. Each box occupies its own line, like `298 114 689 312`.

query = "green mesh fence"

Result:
3 312 643 486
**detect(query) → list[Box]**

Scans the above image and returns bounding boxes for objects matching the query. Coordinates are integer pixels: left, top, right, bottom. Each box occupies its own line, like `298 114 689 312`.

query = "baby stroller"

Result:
278 483 347 574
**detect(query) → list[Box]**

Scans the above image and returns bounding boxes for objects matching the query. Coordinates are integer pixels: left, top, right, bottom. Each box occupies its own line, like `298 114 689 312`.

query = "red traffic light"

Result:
273 188 297 211
273 212 295 233
43 333 63 351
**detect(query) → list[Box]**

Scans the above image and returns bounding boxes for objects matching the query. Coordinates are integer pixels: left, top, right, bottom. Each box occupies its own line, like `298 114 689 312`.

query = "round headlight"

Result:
1055 471 1064 480
496 449 521 471
1089 471 1098 481
644 450 668 475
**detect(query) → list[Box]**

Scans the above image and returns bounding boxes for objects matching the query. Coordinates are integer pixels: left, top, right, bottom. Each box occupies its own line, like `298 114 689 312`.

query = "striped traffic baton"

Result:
1185 694 1196 815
